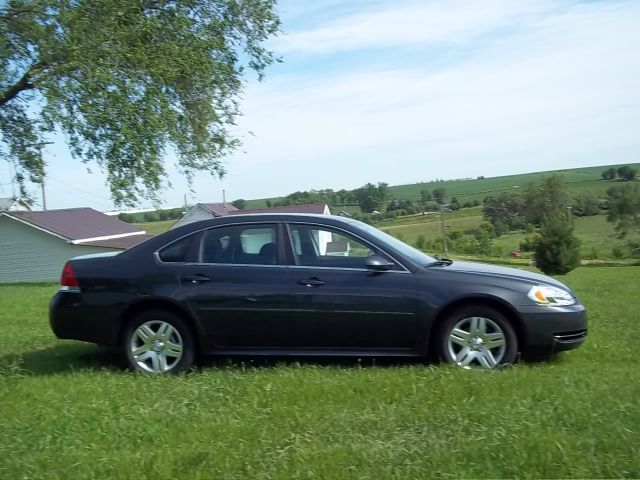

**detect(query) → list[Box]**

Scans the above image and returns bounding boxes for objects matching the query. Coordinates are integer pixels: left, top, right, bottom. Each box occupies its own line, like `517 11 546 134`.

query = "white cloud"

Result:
274 0 550 54
215 0 640 199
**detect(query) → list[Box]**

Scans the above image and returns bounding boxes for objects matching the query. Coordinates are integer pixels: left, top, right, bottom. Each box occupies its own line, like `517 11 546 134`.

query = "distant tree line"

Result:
256 182 484 223
118 208 184 223
601 165 637 182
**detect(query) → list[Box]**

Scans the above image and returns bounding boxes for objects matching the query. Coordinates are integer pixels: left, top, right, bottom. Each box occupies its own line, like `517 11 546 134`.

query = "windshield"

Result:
352 221 437 266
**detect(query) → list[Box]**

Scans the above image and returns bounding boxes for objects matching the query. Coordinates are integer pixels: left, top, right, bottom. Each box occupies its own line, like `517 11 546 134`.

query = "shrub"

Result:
447 229 464 241
493 220 509 237
415 234 426 250
143 211 159 222
534 213 581 275
519 235 539 252
626 240 640 258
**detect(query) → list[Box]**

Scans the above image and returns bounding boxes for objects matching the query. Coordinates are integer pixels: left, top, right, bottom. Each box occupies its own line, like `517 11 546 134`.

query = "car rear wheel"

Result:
438 306 518 369
123 310 195 374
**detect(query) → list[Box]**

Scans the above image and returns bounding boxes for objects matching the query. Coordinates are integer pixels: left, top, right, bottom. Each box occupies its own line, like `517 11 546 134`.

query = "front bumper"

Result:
515 303 587 356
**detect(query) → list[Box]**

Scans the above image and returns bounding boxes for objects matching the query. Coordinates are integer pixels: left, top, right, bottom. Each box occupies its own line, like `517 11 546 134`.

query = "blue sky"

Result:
2 0 639 210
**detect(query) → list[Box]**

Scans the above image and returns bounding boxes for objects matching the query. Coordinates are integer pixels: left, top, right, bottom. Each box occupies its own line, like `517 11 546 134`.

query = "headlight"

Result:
527 285 575 306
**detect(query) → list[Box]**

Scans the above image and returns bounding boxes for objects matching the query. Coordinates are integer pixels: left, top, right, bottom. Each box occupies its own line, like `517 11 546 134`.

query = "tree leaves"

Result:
0 0 280 206
607 183 640 238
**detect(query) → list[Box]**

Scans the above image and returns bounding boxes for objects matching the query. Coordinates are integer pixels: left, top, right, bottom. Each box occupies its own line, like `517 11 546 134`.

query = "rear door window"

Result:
200 224 279 265
158 233 200 263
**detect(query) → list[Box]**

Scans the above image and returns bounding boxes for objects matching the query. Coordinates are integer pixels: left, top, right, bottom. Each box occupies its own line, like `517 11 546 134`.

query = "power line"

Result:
46 175 113 203
43 177 114 210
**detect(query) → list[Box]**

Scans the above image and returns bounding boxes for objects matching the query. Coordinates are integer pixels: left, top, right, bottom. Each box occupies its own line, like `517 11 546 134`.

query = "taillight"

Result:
60 262 80 290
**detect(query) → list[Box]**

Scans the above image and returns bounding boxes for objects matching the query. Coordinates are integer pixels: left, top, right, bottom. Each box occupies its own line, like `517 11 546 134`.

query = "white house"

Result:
171 203 240 229
0 208 152 283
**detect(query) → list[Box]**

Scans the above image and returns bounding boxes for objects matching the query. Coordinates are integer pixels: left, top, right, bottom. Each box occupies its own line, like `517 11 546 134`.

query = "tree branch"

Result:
0 5 41 23
0 61 46 108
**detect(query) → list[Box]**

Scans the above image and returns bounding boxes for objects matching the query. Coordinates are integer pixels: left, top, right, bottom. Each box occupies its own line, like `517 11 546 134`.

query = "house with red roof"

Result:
171 202 330 229
0 208 152 283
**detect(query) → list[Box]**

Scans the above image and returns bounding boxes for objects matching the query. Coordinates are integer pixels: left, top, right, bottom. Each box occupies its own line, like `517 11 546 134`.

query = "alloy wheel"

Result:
447 316 507 369
129 320 184 373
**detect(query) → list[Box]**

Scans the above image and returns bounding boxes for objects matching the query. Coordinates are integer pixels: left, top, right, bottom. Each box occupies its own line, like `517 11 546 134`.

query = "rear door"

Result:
286 223 419 350
175 222 293 349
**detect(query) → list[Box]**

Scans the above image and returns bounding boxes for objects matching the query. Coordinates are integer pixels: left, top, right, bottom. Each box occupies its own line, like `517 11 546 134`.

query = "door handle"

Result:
297 278 325 287
184 274 212 284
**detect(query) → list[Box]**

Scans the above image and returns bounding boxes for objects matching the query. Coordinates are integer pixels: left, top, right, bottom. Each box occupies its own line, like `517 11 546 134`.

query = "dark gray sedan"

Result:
50 214 587 373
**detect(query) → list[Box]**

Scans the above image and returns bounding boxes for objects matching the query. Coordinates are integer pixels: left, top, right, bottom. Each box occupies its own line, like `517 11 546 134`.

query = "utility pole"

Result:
35 141 53 211
41 175 47 211
440 208 448 256
222 189 226 206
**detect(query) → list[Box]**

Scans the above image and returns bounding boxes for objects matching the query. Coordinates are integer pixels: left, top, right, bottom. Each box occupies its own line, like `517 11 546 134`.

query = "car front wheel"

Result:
438 306 518 369
123 310 195 374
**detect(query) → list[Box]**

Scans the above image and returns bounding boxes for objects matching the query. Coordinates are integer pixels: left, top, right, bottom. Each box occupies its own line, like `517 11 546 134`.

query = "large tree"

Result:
607 183 640 237
354 182 389 213
1 0 279 205
617 165 638 182
524 174 570 225
483 191 527 231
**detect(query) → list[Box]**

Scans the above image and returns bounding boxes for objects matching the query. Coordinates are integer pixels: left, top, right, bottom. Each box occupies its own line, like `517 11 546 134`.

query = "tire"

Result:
122 310 195 374
438 305 518 370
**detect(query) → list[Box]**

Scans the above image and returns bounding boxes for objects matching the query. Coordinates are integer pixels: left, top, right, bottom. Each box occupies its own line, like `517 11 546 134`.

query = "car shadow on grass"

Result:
197 355 432 371
0 342 123 376
196 354 566 371
0 343 433 376
0 343 566 376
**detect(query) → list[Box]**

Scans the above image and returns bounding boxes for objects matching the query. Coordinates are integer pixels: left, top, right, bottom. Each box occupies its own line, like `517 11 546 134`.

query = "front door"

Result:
287 223 419 350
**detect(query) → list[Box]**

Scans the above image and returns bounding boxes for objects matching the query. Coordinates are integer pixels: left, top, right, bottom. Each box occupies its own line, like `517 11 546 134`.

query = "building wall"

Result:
170 205 214 229
0 216 116 283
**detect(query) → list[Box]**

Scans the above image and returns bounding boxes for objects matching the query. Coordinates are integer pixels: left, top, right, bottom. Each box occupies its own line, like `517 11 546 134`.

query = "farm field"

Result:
1 267 639 479
244 163 640 209
135 219 176 235
377 209 640 260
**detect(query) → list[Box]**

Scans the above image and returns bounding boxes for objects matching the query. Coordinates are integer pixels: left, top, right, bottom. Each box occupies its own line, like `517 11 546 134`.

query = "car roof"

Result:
122 214 359 256
187 213 354 227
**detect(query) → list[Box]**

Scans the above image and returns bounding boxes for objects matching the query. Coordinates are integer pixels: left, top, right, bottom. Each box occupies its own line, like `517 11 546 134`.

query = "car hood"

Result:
432 261 570 291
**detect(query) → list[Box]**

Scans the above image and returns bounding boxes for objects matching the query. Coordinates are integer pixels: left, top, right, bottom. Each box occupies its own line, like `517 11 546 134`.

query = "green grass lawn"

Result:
134 219 177 235
1 267 639 478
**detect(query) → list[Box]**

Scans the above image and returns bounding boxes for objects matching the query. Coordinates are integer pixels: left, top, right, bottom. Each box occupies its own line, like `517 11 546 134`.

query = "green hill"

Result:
245 163 640 208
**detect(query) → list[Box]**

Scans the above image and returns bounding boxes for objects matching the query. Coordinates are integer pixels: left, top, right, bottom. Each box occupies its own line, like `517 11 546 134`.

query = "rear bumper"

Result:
515 303 587 356
50 291 120 347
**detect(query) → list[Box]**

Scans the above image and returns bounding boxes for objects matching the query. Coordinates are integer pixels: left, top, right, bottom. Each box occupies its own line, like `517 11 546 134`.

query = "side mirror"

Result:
365 255 394 271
